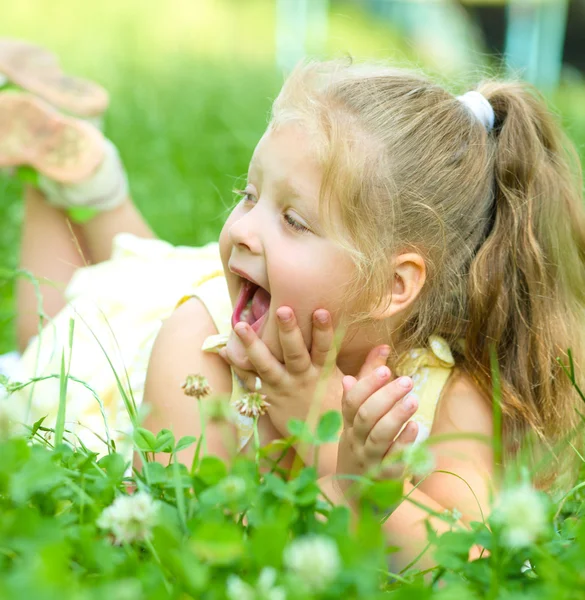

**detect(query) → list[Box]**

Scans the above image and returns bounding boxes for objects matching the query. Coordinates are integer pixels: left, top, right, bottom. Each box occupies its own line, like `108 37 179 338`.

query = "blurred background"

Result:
1 0 584 354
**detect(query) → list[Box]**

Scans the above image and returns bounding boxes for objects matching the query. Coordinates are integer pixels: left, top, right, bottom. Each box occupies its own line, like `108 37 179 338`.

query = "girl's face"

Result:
219 122 358 366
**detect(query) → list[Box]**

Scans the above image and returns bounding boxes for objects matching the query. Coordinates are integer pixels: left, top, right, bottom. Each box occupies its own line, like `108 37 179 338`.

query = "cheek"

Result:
219 215 234 266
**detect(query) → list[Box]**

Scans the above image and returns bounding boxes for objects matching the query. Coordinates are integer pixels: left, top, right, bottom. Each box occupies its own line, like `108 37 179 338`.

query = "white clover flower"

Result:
226 568 286 600
402 441 435 477
257 568 286 600
226 575 255 600
284 535 341 592
233 392 270 418
97 491 160 544
491 483 549 548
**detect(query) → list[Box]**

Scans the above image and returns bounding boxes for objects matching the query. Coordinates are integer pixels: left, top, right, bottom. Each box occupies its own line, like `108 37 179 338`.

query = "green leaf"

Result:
154 428 175 453
190 521 245 566
287 418 314 442
248 522 289 568
197 456 228 486
133 427 157 452
175 435 197 453
433 530 476 571
361 479 403 509
264 473 296 503
315 410 342 444
143 461 167 485
29 416 47 438
98 453 127 483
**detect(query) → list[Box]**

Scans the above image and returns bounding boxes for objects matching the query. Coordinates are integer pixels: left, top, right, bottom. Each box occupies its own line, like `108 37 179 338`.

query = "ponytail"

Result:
273 61 585 485
466 81 585 475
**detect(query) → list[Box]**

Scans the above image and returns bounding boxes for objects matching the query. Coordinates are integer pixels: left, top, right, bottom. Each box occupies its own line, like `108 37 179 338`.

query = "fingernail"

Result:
402 394 418 411
379 345 390 358
315 310 328 324
234 323 249 337
375 366 389 379
278 308 292 322
398 376 412 389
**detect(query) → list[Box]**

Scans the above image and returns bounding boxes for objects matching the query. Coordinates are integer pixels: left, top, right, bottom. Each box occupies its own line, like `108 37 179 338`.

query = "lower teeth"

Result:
240 298 253 323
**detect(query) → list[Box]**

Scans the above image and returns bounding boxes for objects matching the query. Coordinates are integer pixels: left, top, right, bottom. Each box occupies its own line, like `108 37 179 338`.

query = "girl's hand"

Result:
220 307 388 470
337 366 419 496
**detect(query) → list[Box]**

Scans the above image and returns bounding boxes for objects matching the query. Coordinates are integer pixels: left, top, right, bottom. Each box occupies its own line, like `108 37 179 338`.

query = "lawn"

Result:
2 2 585 598
2 0 585 354
0 0 414 353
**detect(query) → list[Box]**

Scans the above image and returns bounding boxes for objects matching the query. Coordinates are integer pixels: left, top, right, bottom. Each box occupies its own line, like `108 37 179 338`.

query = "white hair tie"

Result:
456 91 495 132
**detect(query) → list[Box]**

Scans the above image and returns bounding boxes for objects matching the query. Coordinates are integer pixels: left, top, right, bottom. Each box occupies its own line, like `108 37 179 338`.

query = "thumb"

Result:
357 345 390 380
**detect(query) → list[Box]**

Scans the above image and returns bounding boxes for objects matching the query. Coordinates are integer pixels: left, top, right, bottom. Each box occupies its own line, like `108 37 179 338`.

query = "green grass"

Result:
1 0 585 355
0 0 412 354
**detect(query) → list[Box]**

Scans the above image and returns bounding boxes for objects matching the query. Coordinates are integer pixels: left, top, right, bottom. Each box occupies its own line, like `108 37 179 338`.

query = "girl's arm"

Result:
221 309 493 570
322 371 493 572
140 297 235 465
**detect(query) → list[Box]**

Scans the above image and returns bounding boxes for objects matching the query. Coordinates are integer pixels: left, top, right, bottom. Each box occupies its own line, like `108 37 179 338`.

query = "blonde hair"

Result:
271 59 585 472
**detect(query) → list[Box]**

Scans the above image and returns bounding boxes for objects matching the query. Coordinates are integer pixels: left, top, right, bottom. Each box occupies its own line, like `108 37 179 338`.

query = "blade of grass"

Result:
490 344 503 488
54 350 68 447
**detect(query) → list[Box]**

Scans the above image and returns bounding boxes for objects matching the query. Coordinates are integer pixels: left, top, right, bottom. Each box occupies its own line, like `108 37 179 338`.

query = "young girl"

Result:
4 41 585 570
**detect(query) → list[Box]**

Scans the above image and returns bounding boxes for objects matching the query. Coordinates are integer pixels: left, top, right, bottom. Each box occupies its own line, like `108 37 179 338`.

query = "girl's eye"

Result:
234 189 256 203
283 213 310 233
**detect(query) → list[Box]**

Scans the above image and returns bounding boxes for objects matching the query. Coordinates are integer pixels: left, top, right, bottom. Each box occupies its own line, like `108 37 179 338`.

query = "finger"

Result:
379 421 418 480
276 306 312 373
357 345 390 380
362 391 418 462
342 366 400 426
219 346 252 372
352 376 414 444
230 363 266 394
233 322 285 385
310 309 336 367
341 375 357 427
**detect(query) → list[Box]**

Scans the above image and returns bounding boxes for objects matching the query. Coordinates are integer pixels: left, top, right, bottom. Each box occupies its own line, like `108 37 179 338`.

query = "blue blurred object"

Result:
276 0 330 72
505 0 569 91
333 0 573 91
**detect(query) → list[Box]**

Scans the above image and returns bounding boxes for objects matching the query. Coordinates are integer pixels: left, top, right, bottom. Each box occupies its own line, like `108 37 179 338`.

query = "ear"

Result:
373 253 426 319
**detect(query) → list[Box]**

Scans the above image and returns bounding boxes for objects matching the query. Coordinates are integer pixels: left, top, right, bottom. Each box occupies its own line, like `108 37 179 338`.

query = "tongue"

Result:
251 287 271 321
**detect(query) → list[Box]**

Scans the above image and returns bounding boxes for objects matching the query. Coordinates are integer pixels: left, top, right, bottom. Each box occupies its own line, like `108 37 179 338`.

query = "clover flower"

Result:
491 483 549 548
226 567 286 600
97 491 160 544
182 373 211 399
233 392 270 418
402 441 435 477
283 535 341 592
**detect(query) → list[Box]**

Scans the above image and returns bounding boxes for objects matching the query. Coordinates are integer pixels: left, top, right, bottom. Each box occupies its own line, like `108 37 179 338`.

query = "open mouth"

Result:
231 277 272 333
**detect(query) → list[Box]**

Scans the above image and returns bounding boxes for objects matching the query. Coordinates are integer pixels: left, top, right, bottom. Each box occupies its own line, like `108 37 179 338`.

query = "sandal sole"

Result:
0 38 109 118
0 92 105 183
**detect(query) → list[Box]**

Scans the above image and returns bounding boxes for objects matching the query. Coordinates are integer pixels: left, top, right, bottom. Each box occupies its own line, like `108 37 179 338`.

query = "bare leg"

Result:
17 187 156 351
79 196 155 264
16 185 90 352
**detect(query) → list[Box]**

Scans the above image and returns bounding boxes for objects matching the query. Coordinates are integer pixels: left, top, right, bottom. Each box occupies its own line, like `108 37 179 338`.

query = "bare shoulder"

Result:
142 297 233 461
418 369 494 520
146 296 232 396
159 295 224 342
431 369 493 437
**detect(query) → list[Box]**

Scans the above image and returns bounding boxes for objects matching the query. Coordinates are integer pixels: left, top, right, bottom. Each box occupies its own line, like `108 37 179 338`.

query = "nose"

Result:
228 208 263 255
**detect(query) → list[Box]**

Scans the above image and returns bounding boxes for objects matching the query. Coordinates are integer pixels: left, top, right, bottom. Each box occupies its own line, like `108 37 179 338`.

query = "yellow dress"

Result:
13 233 456 457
